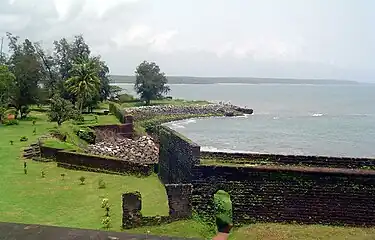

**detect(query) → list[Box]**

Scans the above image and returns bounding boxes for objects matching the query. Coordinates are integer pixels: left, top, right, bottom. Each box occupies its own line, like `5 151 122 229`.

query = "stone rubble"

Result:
87 136 158 164
124 103 248 120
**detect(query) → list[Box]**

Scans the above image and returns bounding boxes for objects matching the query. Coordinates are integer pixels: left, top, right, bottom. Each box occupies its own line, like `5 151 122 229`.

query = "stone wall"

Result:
91 122 133 140
40 146 65 159
201 151 375 169
55 151 154 176
192 165 375 226
157 126 200 184
122 184 192 229
165 184 193 220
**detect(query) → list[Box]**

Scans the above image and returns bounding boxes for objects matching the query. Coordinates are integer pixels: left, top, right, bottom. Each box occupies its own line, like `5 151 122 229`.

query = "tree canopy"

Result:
134 61 170 105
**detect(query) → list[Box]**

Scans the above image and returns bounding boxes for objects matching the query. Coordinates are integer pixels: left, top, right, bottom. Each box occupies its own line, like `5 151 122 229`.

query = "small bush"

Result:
76 129 96 144
101 216 111 229
24 161 27 175
20 136 28 142
49 129 67 142
118 93 136 103
79 176 86 185
41 170 45 178
61 173 66 180
101 198 109 208
20 105 31 119
98 178 106 189
4 119 19 126
73 113 85 124
9 140 14 145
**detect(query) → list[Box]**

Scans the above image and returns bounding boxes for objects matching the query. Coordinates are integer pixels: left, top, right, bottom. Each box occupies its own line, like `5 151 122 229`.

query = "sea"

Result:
116 83 375 158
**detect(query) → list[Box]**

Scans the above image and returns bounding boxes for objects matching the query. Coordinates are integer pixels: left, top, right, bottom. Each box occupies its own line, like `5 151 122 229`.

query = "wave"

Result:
171 123 185 129
201 146 260 154
234 114 250 119
182 119 197 124
273 116 280 120
311 113 324 117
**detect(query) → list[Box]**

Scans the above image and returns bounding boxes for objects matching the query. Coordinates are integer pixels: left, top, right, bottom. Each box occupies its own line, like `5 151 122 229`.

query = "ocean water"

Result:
117 83 375 158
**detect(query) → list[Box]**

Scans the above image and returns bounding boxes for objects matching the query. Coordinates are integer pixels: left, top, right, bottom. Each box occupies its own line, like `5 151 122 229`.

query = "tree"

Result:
6 33 43 118
0 65 15 105
134 61 170 105
48 95 76 126
65 59 100 113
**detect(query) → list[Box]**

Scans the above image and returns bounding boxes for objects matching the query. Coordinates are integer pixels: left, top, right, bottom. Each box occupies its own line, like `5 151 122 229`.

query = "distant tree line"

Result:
0 33 170 125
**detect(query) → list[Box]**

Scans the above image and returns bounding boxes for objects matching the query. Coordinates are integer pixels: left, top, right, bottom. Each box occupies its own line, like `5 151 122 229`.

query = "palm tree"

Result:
65 59 100 113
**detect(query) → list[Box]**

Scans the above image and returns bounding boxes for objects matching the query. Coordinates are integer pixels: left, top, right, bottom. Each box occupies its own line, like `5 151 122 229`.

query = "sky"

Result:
1 0 375 81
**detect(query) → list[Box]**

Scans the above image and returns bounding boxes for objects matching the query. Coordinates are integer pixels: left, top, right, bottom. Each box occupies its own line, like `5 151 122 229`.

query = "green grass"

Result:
42 138 82 151
0 111 169 232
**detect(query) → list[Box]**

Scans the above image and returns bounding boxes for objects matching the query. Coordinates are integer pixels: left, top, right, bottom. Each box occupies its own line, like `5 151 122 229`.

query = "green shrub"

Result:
3 119 19 126
19 136 28 142
73 113 85 124
118 93 136 103
98 178 106 189
20 105 31 119
49 129 67 142
109 102 125 123
79 176 86 185
76 128 96 144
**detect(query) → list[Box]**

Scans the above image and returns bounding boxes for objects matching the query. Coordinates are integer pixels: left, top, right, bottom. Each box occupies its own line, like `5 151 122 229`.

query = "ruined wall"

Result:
122 184 192 229
157 126 200 184
40 146 65 159
165 184 193 219
201 151 375 169
56 151 154 176
91 122 133 140
192 165 375 226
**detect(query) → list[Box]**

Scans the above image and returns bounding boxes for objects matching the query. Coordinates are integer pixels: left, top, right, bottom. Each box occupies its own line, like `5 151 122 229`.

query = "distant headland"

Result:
110 75 358 85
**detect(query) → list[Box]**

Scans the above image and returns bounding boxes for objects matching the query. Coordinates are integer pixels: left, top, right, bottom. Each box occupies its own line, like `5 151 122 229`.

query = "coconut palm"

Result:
65 59 100 113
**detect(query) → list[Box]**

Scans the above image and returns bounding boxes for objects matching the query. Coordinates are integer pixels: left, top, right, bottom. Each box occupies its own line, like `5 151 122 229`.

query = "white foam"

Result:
234 114 249 119
171 123 185 129
312 113 324 117
201 146 259 154
182 119 197 124
273 116 279 120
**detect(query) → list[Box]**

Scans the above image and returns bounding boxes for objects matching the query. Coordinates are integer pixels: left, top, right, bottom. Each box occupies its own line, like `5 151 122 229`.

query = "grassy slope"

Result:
0 111 168 232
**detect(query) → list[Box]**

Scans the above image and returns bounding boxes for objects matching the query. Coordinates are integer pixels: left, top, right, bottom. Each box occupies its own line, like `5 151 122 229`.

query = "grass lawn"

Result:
1 111 375 239
0 111 169 232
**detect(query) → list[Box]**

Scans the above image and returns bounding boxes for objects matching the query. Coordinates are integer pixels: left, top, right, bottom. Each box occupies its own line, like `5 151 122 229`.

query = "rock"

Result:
123 103 248 120
86 135 158 164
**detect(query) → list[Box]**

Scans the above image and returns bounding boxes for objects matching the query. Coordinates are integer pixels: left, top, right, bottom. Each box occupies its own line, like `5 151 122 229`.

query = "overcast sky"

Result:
1 0 375 81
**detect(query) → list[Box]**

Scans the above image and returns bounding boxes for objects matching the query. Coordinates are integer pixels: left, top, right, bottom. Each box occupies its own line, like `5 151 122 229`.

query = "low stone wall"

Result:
157 126 200 184
40 145 65 159
122 184 193 229
91 122 133 140
192 164 375 226
55 151 154 176
201 151 375 169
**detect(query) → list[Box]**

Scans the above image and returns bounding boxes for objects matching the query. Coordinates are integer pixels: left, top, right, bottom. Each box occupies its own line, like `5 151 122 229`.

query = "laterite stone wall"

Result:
192 165 375 226
201 151 375 169
157 126 200 184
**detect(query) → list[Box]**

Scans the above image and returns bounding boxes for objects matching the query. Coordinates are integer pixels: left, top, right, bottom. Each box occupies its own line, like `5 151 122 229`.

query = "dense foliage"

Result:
48 95 77 126
134 61 170 105
0 33 116 124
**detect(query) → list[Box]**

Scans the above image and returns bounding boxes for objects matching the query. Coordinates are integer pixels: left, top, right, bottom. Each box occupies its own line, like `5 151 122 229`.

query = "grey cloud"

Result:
0 0 374 81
